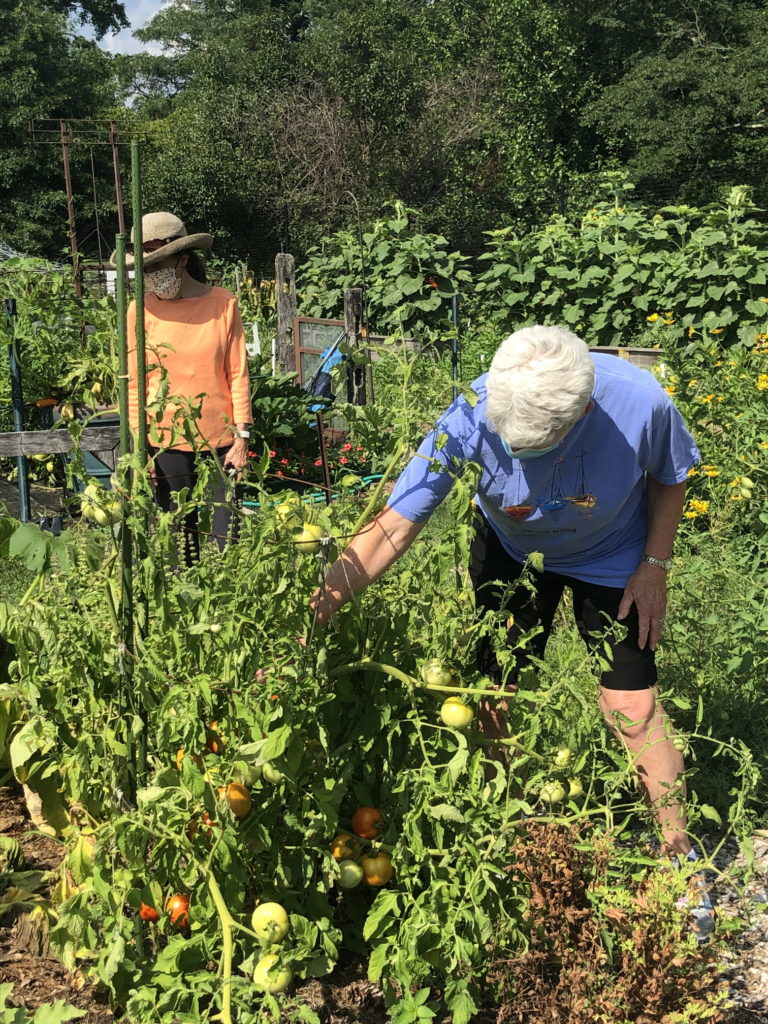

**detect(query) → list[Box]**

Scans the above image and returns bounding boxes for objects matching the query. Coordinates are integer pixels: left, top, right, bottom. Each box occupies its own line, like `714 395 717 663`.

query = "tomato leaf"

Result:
428 803 465 823
363 890 400 942
261 725 292 762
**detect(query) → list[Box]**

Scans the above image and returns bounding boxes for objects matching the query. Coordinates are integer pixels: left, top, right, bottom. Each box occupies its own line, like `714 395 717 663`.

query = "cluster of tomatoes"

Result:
420 659 475 730
539 746 584 804
330 806 393 889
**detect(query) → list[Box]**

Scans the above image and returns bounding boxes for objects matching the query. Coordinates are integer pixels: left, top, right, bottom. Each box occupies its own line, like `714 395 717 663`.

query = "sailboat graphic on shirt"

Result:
504 472 533 519
539 459 567 512
565 451 597 514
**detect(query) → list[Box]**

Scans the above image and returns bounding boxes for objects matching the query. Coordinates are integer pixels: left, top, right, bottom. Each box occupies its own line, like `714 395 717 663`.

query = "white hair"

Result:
486 325 596 448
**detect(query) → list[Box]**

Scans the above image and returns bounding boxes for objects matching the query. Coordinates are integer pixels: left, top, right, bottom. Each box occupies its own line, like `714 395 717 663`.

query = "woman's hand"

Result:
223 438 249 480
617 561 668 651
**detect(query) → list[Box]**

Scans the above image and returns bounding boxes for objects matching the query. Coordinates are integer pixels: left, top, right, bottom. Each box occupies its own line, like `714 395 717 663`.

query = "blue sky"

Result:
92 0 163 54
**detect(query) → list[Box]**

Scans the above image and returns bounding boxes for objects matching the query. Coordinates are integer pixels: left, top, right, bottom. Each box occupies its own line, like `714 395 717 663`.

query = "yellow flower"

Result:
687 326 695 338
703 466 720 478
647 313 660 323
687 467 698 477
762 297 768 303
700 394 716 403
665 385 677 395
684 510 699 518
729 477 740 488
687 499 710 515
760 441 768 450
663 318 675 326
709 328 724 335
731 494 744 501
757 374 768 391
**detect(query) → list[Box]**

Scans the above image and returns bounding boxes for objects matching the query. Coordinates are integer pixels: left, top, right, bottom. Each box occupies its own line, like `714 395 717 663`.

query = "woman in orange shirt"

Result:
116 212 253 562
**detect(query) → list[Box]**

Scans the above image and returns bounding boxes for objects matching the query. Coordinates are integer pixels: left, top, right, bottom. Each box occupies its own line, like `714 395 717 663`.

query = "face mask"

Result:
145 264 182 299
501 438 560 459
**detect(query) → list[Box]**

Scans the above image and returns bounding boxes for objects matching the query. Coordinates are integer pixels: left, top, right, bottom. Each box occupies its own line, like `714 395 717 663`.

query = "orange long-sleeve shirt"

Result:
126 287 253 451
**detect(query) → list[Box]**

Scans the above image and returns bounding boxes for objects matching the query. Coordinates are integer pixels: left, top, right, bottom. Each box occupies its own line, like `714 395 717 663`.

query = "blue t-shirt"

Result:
387 353 700 585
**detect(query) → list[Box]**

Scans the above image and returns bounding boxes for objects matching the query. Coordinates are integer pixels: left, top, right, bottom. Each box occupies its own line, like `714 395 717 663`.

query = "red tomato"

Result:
166 893 190 927
351 806 384 839
139 902 159 922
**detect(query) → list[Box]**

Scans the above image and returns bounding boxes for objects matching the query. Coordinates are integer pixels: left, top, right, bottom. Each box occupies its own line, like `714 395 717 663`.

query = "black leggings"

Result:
469 515 656 691
151 446 237 563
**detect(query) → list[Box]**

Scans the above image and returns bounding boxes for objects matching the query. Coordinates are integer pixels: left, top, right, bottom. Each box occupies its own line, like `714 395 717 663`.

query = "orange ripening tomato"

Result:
187 811 216 840
176 748 203 771
361 852 393 887
351 806 384 839
166 893 190 927
330 832 363 862
225 783 252 819
206 721 225 754
139 902 160 922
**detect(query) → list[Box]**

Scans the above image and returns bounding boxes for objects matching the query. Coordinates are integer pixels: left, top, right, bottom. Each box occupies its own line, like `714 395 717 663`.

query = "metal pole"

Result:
315 412 333 505
450 294 460 401
59 120 81 298
130 138 147 788
89 147 106 274
131 139 148 469
110 122 126 236
4 299 31 523
115 233 135 801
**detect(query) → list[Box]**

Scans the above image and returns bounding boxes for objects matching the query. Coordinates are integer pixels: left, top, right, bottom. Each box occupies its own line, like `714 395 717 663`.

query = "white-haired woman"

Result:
114 212 253 563
310 325 713 938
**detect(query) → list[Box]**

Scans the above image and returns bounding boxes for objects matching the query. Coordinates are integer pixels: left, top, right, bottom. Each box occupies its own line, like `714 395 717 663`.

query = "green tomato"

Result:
262 761 284 785
567 778 584 799
553 746 572 768
337 859 365 889
420 658 456 688
251 902 289 942
439 697 474 729
292 522 324 554
275 503 300 528
740 476 755 490
539 781 566 805
253 954 292 994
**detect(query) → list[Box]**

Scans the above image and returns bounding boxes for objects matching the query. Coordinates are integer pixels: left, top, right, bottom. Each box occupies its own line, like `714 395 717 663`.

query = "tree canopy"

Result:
3 0 767 265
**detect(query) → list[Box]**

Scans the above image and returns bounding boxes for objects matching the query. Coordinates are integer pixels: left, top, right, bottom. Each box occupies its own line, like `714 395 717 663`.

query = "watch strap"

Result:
642 553 672 571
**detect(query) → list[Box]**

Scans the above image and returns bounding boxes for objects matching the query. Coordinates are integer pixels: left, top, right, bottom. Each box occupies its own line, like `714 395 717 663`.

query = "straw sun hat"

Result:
110 212 213 269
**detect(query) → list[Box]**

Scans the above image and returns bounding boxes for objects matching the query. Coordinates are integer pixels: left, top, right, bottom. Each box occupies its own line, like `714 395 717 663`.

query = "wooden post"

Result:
275 254 297 374
344 287 366 405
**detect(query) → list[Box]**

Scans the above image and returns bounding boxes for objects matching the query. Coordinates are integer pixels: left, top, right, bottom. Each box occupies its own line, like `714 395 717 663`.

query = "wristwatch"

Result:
641 553 672 571
235 429 250 439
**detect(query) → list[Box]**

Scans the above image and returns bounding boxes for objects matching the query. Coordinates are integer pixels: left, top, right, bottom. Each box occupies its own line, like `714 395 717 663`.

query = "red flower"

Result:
269 449 276 458
357 446 364 451
342 443 353 452
314 459 322 466
276 470 283 477
340 457 348 464
280 458 288 465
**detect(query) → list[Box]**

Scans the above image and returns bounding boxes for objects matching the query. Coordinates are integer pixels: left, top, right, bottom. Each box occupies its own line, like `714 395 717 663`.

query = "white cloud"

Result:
92 0 165 55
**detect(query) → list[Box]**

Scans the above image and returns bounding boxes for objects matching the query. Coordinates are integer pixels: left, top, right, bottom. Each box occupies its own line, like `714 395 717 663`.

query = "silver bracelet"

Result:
641 553 672 571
